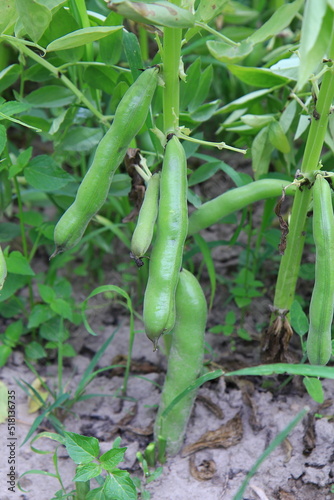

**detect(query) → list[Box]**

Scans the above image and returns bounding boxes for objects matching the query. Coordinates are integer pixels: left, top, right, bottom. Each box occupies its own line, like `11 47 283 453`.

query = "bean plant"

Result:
1 0 334 496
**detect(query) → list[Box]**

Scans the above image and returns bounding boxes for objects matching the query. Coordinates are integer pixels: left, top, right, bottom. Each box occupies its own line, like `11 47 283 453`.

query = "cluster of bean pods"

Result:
52 66 159 257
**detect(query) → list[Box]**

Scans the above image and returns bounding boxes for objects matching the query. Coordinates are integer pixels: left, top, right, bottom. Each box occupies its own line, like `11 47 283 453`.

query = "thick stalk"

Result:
273 27 334 314
162 26 182 132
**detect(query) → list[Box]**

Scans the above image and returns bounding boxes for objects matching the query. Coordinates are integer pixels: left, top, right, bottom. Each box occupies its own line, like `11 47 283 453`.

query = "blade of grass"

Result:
233 407 308 500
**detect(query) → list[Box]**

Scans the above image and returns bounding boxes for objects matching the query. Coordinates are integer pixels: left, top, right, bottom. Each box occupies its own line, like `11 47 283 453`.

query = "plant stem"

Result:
273 29 334 314
162 27 182 132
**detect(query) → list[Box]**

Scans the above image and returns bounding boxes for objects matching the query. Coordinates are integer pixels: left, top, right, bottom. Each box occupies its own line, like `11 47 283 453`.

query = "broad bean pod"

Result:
53 66 159 256
188 179 296 235
307 174 334 365
130 172 160 267
143 135 188 348
154 268 207 456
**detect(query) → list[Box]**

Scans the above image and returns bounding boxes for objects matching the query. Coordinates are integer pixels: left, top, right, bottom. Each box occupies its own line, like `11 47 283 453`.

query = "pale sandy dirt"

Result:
0 316 334 500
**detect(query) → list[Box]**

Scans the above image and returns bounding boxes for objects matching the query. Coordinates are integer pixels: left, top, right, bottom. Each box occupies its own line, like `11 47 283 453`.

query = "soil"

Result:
1 165 334 500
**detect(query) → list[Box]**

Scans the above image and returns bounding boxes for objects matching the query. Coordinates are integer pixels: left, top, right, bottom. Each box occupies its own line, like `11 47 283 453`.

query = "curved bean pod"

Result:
188 178 296 235
154 268 207 456
143 135 188 348
130 172 160 267
53 66 159 256
307 174 334 365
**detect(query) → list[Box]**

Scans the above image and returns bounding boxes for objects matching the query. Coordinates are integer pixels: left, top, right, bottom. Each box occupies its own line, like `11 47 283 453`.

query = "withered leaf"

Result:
181 412 243 457
189 456 217 481
303 413 316 456
281 437 293 463
196 394 224 419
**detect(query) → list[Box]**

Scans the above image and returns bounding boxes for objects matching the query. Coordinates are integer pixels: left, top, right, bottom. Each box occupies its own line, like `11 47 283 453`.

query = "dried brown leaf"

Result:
181 412 243 457
189 456 217 481
196 394 224 419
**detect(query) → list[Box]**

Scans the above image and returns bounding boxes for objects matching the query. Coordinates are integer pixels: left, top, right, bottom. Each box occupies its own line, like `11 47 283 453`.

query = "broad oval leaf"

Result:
108 0 195 28
23 86 75 108
0 64 21 93
25 155 73 192
47 26 123 51
207 39 253 64
227 65 290 88
268 120 291 154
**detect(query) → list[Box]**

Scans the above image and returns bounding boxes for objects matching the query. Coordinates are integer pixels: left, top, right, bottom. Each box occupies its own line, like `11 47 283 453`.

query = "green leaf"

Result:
18 211 44 227
25 155 73 192
241 114 274 128
0 124 6 156
195 0 229 22
0 65 21 93
61 127 103 152
194 233 216 309
100 12 123 66
298 2 332 89
0 101 31 117
207 39 253 64
188 65 213 112
225 363 334 379
190 101 221 125
23 86 75 108
188 161 220 187
62 343 76 357
225 311 236 325
290 300 309 336
6 251 35 276
268 121 290 153
0 345 12 367
50 298 73 321
38 284 56 304
249 0 303 44
109 0 195 28
39 7 83 62
227 65 290 88
103 470 137 500
4 320 23 344
47 26 123 51
303 376 324 403
100 447 127 472
83 66 118 94
86 488 106 500
25 341 47 360
0 273 28 302
270 55 299 81
40 317 67 342
16 0 52 42
65 432 100 464
222 0 258 24
218 88 276 114
251 126 274 179
0 0 17 34
72 463 102 482
28 304 56 329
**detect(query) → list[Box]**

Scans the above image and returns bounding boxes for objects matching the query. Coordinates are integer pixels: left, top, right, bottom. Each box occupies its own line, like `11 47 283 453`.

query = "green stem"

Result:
2 36 107 124
195 22 239 47
273 31 334 314
162 27 182 132
13 176 34 307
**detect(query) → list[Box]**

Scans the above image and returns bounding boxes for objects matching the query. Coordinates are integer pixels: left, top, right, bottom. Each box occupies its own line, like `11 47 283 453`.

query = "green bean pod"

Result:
143 135 188 348
52 66 159 256
307 174 334 365
188 178 296 235
130 172 160 267
154 268 207 456
0 245 7 291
